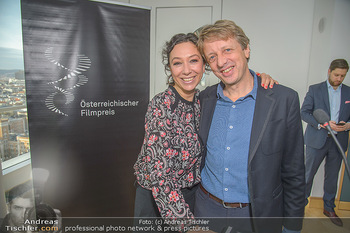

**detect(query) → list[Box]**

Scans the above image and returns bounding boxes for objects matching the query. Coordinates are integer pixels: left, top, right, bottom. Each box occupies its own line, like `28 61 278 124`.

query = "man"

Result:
0 182 34 233
194 20 305 233
301 59 350 227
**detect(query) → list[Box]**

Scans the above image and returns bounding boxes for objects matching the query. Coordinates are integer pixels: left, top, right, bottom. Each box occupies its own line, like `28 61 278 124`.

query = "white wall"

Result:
130 0 222 97
329 0 350 85
222 0 314 102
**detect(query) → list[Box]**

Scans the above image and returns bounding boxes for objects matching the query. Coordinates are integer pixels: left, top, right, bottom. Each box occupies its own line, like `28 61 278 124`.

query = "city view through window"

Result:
0 0 30 163
0 72 29 162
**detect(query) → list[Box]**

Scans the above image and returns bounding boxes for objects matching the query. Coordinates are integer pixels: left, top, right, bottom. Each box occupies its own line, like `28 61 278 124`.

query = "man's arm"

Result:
300 85 319 128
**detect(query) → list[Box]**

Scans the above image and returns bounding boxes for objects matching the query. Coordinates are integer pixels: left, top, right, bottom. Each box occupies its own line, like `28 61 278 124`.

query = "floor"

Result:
302 204 350 232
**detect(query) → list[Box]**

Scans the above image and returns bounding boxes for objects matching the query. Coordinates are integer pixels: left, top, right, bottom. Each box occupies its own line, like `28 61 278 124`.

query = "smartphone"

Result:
336 122 346 126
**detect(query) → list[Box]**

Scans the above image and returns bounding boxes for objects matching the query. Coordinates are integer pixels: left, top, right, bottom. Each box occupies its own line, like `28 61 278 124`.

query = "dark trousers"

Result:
194 186 254 233
305 137 343 212
133 182 198 232
134 182 198 217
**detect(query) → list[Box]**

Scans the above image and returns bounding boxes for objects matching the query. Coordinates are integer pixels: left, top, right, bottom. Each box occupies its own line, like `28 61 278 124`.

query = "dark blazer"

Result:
301 81 350 152
199 79 305 233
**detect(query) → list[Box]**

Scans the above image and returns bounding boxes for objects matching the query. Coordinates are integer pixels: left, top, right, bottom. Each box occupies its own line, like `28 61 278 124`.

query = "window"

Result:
0 0 31 173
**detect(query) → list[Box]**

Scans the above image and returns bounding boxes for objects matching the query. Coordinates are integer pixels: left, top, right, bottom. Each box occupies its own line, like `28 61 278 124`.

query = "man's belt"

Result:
200 184 249 209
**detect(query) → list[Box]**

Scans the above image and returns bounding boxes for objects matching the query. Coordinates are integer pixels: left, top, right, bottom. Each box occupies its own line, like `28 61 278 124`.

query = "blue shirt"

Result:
327 79 342 123
201 70 257 203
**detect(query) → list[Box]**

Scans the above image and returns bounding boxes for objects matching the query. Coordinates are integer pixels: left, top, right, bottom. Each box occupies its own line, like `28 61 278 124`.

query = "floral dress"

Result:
134 85 202 222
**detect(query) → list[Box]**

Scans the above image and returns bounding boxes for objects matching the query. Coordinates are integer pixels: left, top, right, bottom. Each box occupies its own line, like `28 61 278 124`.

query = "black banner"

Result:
21 0 150 217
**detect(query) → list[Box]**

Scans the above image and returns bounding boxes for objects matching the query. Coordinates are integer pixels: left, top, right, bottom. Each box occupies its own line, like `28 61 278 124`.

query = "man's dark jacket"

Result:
199 79 305 233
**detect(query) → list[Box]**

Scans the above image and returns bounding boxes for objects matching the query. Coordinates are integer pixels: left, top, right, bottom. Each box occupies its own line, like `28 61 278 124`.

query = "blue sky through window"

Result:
0 0 24 70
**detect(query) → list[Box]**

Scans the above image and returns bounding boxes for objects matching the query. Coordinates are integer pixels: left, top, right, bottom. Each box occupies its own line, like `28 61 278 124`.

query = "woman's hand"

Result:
257 72 279 89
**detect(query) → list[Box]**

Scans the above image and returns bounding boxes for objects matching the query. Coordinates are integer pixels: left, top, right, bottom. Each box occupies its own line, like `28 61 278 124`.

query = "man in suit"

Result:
301 59 350 227
194 20 305 233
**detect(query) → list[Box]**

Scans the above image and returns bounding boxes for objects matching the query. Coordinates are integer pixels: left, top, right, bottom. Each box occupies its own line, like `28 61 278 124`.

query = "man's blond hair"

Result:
197 20 250 62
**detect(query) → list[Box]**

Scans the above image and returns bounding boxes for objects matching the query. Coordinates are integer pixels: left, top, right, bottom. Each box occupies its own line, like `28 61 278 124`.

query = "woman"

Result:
134 33 203 226
133 33 275 229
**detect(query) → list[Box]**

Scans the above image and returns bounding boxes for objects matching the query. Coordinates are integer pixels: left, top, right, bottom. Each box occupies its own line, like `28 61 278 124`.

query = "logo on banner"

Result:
44 47 91 116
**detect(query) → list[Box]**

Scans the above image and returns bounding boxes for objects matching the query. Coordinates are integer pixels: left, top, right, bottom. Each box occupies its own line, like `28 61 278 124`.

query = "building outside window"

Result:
0 0 31 170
